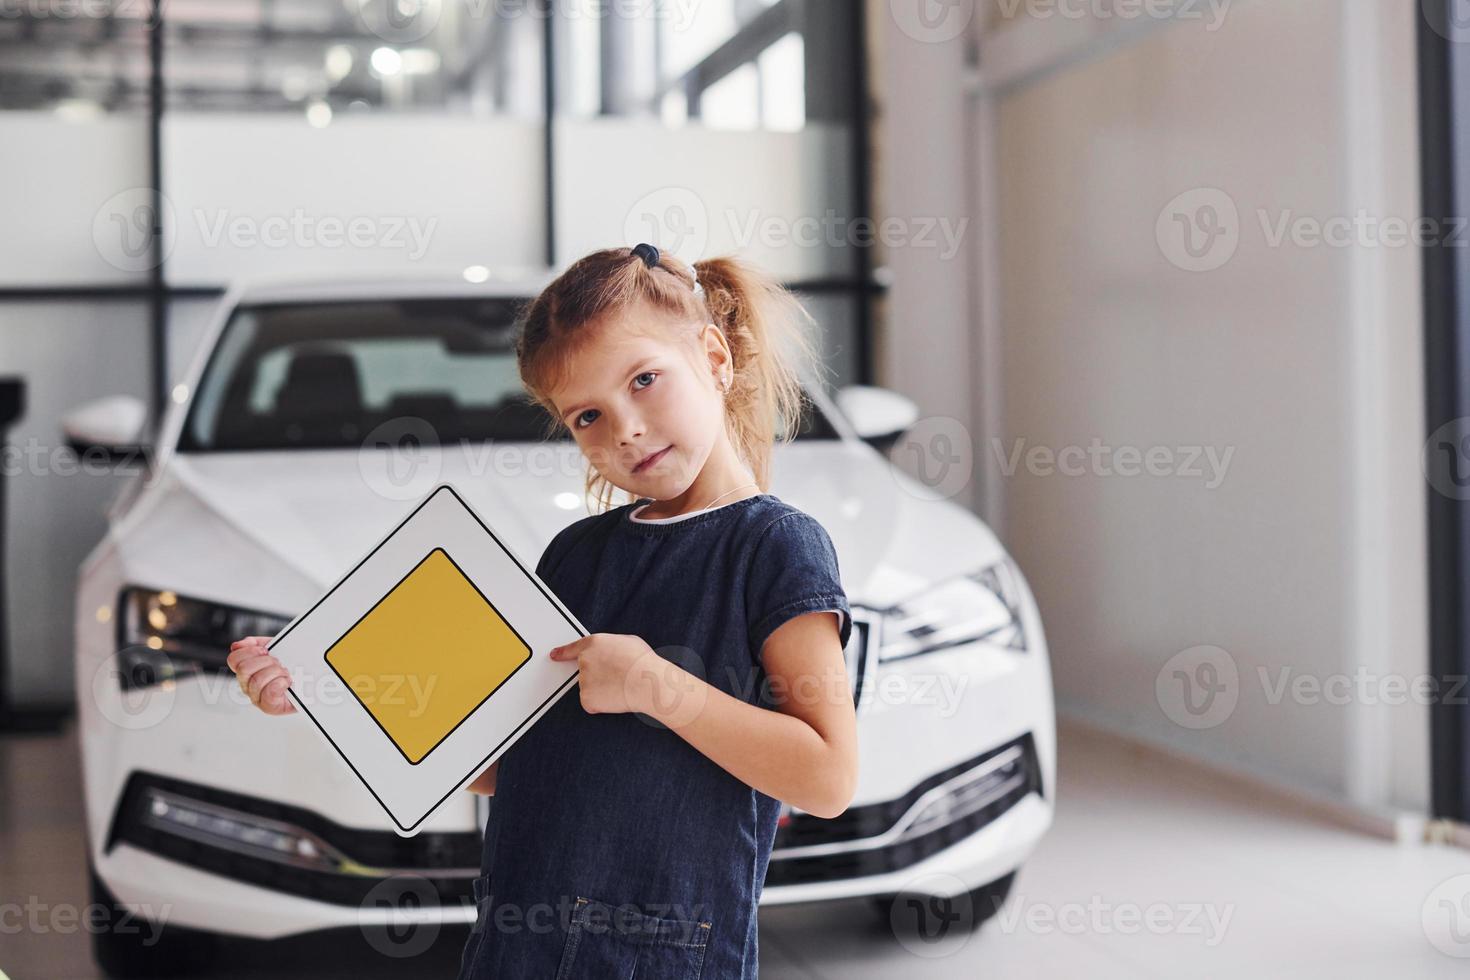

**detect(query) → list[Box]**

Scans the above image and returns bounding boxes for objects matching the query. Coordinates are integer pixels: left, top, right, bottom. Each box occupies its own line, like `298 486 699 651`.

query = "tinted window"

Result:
178 299 838 451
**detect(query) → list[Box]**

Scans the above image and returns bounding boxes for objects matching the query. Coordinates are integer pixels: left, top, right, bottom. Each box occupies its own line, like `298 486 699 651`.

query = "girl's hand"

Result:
226 636 298 716
548 633 674 717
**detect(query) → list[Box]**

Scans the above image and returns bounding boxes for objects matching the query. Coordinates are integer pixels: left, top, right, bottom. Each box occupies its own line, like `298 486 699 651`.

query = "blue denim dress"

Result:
457 493 852 980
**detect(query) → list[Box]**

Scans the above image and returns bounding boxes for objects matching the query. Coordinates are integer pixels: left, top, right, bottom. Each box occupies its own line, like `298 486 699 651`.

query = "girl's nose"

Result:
615 417 645 446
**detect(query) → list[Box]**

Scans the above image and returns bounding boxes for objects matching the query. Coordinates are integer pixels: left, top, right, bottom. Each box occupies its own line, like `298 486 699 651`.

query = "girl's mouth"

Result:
634 446 672 473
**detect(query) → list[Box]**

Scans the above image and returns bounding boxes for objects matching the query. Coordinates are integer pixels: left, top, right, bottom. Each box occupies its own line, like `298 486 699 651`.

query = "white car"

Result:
68 274 1056 976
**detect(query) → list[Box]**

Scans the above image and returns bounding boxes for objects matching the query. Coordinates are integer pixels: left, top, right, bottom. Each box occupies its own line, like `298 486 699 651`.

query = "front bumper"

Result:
96 729 1049 938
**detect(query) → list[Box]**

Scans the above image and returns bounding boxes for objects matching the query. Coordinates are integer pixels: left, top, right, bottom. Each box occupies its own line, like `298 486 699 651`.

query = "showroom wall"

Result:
969 0 1429 816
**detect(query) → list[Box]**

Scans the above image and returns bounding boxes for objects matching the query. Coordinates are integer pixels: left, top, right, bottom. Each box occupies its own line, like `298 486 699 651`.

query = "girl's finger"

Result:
260 675 297 714
233 653 279 688
247 663 290 704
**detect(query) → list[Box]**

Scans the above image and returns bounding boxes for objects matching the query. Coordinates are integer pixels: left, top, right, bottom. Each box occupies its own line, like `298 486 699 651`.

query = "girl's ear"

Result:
701 322 732 378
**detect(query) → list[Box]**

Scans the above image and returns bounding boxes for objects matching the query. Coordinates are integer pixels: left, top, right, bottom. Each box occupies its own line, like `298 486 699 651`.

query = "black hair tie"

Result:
631 242 660 268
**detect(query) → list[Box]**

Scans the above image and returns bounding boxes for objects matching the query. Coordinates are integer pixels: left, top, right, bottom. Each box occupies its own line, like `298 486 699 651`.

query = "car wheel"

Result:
89 862 219 978
869 870 1018 935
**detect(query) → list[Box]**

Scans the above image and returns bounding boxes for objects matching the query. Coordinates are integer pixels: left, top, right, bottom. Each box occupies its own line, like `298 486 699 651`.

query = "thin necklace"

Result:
699 481 759 511
642 480 758 519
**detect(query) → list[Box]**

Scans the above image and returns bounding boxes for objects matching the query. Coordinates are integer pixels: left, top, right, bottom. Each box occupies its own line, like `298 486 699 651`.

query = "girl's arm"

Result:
465 758 500 796
642 611 858 819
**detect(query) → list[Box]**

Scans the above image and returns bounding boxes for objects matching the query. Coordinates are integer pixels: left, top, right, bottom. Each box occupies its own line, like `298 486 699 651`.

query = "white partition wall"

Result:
554 118 855 281
0 114 152 288
162 114 548 285
969 0 1429 815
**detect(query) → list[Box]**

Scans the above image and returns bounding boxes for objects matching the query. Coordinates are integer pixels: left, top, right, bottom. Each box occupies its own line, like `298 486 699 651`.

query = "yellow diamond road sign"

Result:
326 547 531 765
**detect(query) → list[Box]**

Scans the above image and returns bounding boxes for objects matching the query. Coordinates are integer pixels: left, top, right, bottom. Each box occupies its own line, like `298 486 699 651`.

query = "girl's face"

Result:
547 302 734 500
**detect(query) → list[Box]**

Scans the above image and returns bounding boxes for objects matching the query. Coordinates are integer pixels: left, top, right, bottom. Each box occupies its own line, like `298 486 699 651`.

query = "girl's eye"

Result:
574 373 656 430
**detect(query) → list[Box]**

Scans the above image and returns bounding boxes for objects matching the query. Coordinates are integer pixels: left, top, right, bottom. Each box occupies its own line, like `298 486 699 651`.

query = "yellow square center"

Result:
325 547 530 764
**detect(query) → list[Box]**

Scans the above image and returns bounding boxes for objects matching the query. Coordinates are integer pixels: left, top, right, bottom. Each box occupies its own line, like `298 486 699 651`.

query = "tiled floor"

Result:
3 717 1468 978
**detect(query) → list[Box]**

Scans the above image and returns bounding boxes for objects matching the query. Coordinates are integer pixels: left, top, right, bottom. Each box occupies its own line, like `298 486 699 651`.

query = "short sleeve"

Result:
746 512 852 664
533 512 601 582
534 535 558 579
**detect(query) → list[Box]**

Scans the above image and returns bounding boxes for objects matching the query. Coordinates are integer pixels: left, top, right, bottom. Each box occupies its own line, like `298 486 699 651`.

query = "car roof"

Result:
232 269 558 306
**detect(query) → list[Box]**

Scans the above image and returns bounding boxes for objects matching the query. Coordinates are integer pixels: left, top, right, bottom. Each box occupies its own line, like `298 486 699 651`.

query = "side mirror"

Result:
834 385 920 451
61 395 152 463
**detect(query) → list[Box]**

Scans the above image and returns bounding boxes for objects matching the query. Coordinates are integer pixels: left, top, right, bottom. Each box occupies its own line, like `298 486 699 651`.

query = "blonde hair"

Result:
515 246 829 514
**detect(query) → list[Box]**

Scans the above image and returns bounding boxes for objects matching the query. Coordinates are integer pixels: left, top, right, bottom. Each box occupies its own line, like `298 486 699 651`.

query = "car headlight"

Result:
868 559 1028 663
115 586 292 690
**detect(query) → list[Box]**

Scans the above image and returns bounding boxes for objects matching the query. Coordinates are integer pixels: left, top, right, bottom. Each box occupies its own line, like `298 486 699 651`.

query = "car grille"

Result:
105 735 1039 903
764 732 1041 888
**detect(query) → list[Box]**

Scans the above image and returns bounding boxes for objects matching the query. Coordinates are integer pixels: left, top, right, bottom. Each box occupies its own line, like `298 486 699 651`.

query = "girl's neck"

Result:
636 453 759 520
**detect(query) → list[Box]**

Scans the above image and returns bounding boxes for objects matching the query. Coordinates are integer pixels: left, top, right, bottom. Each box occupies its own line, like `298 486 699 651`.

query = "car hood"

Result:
105 440 1008 618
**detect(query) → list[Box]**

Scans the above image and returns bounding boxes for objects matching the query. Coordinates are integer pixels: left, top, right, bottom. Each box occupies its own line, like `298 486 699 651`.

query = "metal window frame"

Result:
1419 0 1470 823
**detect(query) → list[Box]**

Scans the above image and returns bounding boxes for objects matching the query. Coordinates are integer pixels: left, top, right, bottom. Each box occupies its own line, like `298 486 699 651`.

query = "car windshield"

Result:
177 298 840 451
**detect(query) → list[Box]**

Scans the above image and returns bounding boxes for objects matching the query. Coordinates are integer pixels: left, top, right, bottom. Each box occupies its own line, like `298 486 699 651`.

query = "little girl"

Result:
228 243 857 979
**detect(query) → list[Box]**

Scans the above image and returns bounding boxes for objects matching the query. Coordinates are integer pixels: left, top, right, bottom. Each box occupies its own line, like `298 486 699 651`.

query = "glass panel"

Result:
556 0 838 132
0 6 148 112
159 0 544 120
